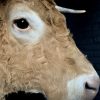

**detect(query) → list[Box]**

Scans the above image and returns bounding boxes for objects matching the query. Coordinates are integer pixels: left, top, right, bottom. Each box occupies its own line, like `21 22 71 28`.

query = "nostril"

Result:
85 82 97 91
84 75 100 93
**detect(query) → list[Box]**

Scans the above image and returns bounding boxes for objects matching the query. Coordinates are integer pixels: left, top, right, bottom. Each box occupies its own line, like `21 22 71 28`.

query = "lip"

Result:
84 89 99 100
5 90 47 100
27 89 47 98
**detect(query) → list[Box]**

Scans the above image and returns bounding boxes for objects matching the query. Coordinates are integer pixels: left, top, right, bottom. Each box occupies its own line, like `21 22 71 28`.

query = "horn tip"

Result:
81 10 86 13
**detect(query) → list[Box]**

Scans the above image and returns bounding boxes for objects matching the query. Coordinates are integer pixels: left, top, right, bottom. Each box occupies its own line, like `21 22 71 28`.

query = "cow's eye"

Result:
9 4 45 44
13 18 29 29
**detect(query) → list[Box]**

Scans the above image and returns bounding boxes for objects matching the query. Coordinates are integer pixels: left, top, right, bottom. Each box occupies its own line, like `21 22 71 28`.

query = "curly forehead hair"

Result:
0 0 55 3
0 0 56 9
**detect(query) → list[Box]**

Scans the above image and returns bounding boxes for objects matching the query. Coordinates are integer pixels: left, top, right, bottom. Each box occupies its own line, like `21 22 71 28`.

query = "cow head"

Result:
0 0 99 100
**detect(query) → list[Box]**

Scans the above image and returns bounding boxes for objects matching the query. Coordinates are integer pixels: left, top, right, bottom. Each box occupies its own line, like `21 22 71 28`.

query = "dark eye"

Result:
13 18 29 29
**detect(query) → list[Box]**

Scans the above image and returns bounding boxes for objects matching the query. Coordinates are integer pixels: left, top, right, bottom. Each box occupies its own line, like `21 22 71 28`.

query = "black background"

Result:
55 0 100 99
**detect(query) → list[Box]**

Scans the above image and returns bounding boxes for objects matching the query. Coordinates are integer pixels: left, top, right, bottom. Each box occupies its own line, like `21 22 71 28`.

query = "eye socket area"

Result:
13 18 30 31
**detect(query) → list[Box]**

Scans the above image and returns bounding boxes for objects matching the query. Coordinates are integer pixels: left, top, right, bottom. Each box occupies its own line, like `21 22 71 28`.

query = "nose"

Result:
84 74 100 99
85 75 100 91
67 73 100 100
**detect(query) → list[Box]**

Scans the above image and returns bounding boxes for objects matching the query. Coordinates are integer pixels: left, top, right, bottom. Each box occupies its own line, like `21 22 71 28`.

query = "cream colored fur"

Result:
0 0 99 100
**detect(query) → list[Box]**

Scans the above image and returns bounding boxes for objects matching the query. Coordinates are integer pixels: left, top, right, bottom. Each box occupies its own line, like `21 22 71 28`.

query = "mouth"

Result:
5 91 47 100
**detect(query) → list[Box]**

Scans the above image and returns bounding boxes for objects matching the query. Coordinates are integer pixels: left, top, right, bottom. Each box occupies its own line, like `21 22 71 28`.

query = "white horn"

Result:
55 6 86 14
